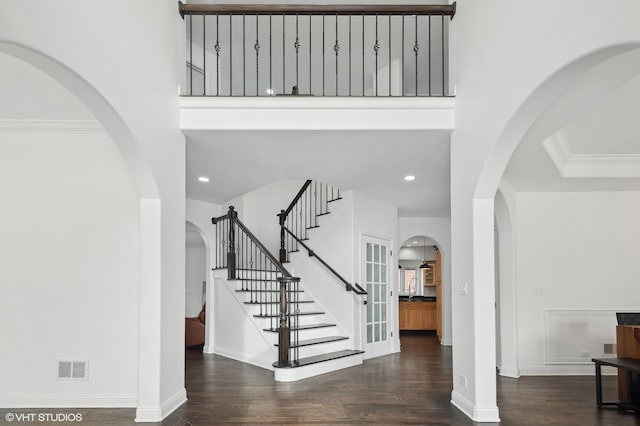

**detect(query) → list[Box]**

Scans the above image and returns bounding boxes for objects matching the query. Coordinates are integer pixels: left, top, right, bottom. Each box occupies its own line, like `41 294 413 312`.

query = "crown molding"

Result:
543 130 640 178
0 119 103 134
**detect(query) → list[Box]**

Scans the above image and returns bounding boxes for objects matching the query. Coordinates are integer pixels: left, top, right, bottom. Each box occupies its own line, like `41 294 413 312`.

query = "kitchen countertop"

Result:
399 296 436 302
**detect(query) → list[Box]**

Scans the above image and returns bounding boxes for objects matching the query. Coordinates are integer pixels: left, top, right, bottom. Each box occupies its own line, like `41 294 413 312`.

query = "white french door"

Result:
362 235 392 358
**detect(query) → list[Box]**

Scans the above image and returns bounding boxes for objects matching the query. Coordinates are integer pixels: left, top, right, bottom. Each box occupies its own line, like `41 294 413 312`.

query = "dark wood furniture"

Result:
592 357 640 411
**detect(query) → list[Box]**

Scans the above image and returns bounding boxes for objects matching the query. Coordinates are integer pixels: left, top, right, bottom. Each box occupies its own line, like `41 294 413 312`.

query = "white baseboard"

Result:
274 353 363 382
451 391 500 423
214 346 274 371
135 388 186 423
203 345 214 354
499 365 521 378
441 338 452 346
450 391 474 420
519 364 616 376
0 394 136 408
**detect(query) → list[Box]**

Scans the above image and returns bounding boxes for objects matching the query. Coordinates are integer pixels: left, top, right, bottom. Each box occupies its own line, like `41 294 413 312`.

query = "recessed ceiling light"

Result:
266 88 275 95
413 241 419 244
198 176 210 183
404 175 415 181
407 244 412 247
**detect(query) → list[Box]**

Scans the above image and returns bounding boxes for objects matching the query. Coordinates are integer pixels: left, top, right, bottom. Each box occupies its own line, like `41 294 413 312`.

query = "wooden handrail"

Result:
282 180 312 218
213 206 292 277
179 2 456 18
283 226 367 295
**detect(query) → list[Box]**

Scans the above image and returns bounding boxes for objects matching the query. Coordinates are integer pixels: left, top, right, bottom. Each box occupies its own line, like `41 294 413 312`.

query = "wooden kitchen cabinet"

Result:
399 302 437 330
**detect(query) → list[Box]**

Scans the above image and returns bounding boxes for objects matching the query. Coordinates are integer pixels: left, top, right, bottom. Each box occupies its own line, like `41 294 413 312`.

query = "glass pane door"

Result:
364 236 391 357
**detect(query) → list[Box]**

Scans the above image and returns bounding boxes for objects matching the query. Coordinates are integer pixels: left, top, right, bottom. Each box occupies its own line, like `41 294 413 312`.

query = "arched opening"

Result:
185 222 207 350
398 235 444 341
473 44 640 410
0 44 164 418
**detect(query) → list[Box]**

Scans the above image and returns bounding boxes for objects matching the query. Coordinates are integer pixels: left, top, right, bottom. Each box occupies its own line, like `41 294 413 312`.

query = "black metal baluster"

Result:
322 15 325 96
309 14 312 95
441 14 445 96
362 14 365 96
203 15 206 95
334 14 339 96
243 14 246 96
374 14 379 96
282 14 285 94
215 14 221 96
428 15 432 96
189 15 193 95
388 14 391 96
269 14 272 95
348 14 352 96
230 14 233 95
414 14 419 96
402 15 405 95
295 14 300 90
255 14 260 96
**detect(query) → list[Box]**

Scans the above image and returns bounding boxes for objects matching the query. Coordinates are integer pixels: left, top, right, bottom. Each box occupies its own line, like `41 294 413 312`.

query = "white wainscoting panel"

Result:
544 310 617 364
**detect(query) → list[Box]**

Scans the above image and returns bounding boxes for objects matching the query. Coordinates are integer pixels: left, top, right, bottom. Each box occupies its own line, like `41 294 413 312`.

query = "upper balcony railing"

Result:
179 2 455 97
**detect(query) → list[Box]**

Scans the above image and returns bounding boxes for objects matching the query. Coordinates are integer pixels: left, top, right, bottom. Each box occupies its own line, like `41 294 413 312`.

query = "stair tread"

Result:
316 212 331 217
254 311 324 318
273 349 364 368
326 197 343 203
263 323 335 332
275 335 349 348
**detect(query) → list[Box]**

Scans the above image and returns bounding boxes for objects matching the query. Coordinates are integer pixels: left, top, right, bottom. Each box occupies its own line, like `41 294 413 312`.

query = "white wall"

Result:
226 179 306 256
0 129 139 406
514 192 640 374
288 191 357 342
451 1 640 420
0 1 186 420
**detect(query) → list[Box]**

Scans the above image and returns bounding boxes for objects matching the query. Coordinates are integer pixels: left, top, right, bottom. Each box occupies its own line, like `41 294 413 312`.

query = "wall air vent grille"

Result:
603 343 616 355
57 360 88 380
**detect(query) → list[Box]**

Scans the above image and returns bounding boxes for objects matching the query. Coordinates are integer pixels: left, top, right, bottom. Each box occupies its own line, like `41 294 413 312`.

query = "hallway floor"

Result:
3 333 638 425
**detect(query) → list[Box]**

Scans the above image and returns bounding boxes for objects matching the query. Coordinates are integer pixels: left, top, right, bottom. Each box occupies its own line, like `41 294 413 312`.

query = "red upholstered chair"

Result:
185 304 205 347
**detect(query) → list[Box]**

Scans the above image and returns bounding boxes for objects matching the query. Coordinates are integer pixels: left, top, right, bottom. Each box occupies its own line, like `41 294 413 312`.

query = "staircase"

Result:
211 181 366 382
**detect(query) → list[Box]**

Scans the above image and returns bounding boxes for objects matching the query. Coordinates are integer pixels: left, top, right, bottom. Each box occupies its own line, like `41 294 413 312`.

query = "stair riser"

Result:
263 326 340 344
289 339 351 359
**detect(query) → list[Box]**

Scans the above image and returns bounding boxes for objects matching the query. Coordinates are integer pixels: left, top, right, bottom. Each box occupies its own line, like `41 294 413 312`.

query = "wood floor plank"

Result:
4 333 638 425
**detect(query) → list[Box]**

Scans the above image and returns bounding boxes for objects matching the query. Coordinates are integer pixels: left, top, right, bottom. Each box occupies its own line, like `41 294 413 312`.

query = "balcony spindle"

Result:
428 15 432 96
181 4 454 98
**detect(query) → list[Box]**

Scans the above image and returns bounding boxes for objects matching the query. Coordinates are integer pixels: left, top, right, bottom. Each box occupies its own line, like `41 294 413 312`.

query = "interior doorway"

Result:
398 235 443 342
185 222 207 349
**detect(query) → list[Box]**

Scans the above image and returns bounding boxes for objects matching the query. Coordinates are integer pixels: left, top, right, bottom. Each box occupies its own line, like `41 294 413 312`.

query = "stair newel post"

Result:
277 276 299 366
278 209 287 263
227 206 237 280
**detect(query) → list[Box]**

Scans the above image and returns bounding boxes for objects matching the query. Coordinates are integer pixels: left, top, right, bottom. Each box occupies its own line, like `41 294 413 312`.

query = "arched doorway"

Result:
398 235 444 341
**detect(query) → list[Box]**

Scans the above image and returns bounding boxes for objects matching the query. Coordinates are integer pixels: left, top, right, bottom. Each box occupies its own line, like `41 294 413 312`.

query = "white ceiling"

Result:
185 129 451 217
502 51 640 192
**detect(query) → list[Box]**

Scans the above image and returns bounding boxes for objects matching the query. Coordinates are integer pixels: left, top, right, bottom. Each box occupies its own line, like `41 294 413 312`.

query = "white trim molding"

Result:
180 97 455 131
0 394 136 408
0 119 103 134
543 131 640 178
135 388 187 423
451 391 500 423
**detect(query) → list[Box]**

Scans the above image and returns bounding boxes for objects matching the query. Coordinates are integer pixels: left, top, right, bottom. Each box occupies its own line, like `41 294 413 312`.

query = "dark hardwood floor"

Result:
3 333 639 425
